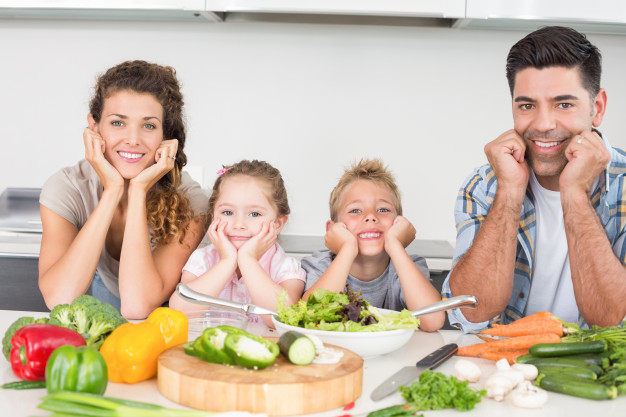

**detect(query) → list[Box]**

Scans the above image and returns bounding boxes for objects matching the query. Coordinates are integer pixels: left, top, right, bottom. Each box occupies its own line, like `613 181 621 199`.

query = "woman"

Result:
39 61 208 319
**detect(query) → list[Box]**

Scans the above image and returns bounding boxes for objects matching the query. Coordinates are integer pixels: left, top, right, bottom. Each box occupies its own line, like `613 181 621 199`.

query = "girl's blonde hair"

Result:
329 158 402 222
89 60 196 246
208 160 290 224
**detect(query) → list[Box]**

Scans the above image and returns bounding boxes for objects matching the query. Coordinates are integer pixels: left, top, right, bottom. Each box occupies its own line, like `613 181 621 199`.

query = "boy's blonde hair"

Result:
208 160 290 224
329 158 402 222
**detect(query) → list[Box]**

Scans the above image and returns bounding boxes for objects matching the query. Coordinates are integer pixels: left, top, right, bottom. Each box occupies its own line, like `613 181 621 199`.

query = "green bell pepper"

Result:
223 333 279 370
198 327 237 365
45 345 108 395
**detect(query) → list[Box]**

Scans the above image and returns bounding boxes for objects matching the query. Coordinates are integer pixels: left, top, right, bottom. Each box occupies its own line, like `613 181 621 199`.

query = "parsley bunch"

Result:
399 369 486 411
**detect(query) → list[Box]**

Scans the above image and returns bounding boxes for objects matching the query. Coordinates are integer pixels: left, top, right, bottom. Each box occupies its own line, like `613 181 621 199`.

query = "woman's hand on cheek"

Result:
239 221 277 260
209 218 237 261
130 139 178 192
83 127 123 191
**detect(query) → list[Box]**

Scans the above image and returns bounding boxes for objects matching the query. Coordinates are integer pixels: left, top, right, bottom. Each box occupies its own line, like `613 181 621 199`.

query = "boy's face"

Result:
334 179 398 257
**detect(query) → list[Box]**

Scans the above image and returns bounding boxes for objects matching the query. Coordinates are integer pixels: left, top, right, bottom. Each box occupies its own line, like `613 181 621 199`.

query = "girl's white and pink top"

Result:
182 242 306 320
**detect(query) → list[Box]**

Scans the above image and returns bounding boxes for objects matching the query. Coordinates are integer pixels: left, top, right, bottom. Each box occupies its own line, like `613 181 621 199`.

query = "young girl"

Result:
39 60 209 319
169 160 305 324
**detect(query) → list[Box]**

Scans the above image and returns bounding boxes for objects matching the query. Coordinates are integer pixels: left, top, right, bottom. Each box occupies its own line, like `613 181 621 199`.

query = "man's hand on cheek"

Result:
560 130 611 194
484 129 530 195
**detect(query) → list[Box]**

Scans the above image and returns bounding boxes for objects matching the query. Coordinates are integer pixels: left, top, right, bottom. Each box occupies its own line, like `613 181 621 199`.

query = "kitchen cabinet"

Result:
0 0 221 22
459 0 626 34
204 0 466 18
3 0 626 33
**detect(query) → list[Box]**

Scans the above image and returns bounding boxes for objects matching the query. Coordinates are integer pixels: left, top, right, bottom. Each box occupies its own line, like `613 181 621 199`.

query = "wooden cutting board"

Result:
158 343 363 416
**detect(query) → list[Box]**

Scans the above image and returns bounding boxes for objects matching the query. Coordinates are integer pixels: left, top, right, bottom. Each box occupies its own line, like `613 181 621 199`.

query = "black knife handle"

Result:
416 343 458 369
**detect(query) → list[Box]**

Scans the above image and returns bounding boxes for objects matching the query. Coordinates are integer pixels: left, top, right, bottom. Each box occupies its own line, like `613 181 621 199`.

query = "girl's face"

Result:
89 90 164 179
213 175 287 248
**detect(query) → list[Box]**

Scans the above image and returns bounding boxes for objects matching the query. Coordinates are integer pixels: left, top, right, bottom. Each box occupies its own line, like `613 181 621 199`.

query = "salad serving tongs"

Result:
410 294 478 318
176 283 279 317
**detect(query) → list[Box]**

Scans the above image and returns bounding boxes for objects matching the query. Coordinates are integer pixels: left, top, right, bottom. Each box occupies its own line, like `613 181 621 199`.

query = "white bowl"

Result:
271 316 415 359
186 309 249 341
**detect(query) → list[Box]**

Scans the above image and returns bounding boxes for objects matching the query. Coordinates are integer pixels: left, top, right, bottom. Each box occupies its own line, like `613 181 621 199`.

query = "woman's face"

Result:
90 90 164 179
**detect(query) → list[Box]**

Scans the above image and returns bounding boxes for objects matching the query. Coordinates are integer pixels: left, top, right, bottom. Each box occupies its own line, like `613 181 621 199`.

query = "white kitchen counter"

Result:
1 310 624 417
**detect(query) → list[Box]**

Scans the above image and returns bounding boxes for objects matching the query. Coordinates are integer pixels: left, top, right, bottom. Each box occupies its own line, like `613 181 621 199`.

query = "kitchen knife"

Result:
370 343 459 401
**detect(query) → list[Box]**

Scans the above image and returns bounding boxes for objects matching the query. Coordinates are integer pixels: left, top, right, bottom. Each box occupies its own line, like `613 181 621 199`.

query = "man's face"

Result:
512 66 604 187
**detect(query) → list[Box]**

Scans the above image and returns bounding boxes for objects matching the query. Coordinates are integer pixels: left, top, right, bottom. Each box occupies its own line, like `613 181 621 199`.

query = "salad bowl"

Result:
271 314 414 359
272 295 478 359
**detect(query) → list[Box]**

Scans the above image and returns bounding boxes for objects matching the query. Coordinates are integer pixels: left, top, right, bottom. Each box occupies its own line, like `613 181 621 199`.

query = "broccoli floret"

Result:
71 304 91 336
71 294 101 309
84 305 127 349
50 304 74 328
2 316 35 360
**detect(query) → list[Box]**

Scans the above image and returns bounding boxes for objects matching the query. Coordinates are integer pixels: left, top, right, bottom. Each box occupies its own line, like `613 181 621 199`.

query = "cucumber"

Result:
557 352 611 369
278 331 316 365
537 374 617 400
517 357 603 375
535 365 597 380
529 340 606 357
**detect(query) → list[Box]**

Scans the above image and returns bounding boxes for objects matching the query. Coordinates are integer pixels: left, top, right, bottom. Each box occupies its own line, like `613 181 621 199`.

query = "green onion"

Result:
38 391 220 417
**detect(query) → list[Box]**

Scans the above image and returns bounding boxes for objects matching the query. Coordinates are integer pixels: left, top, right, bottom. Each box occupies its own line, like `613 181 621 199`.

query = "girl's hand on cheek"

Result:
209 218 237 261
130 139 178 192
239 221 277 260
83 127 123 191
385 216 416 250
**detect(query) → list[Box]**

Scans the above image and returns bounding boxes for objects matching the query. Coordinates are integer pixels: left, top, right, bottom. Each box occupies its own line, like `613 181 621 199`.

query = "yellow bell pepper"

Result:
99 322 165 384
146 307 189 349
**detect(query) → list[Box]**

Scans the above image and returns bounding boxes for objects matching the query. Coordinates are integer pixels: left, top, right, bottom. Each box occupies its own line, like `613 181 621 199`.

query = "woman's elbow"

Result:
120 301 155 320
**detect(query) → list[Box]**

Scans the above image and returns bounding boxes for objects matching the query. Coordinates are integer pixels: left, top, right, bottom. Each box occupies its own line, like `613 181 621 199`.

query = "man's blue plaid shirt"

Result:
442 133 626 333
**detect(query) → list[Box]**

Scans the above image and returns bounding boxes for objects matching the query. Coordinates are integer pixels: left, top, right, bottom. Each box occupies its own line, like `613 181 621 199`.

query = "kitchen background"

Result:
1 1 626 311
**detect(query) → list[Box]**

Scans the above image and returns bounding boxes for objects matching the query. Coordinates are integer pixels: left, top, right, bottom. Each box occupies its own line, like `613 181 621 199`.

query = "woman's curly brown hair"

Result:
89 60 194 246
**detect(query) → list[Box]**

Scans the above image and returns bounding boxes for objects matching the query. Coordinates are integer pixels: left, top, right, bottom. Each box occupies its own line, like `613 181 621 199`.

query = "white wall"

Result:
2 19 626 244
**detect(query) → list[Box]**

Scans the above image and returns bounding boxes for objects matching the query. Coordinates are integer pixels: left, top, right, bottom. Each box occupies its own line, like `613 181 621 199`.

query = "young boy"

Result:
301 159 444 332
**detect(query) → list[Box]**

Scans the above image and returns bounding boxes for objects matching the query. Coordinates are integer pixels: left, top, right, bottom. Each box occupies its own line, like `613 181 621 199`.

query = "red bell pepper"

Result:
10 323 86 381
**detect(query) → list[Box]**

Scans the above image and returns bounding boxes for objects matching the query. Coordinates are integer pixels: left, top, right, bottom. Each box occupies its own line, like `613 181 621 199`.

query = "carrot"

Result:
457 333 561 357
478 349 529 364
479 319 563 337
509 311 554 324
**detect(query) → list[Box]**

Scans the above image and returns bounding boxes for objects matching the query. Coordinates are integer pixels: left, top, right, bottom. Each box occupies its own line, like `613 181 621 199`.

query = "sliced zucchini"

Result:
278 331 316 365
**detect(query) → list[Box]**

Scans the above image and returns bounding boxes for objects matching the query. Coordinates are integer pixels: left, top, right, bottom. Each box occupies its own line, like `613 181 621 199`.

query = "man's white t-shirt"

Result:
525 172 580 322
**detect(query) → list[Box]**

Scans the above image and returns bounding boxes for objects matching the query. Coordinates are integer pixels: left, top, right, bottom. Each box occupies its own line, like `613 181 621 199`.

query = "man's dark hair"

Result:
506 26 602 98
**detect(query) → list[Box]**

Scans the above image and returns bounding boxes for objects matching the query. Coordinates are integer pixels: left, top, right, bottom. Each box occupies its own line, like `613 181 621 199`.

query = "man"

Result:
442 26 626 333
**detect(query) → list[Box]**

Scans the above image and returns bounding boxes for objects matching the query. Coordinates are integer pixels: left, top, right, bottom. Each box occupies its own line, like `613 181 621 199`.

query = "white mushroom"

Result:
509 380 549 408
485 373 515 401
512 363 539 381
454 359 482 382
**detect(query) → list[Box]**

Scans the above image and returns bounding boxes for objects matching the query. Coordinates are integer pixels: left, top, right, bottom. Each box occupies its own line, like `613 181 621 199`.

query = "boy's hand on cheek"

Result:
385 216 416 250
239 221 277 261
209 218 237 261
325 222 358 256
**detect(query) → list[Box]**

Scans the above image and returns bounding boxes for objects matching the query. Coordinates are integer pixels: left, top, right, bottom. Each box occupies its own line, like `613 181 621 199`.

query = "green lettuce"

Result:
276 289 419 332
